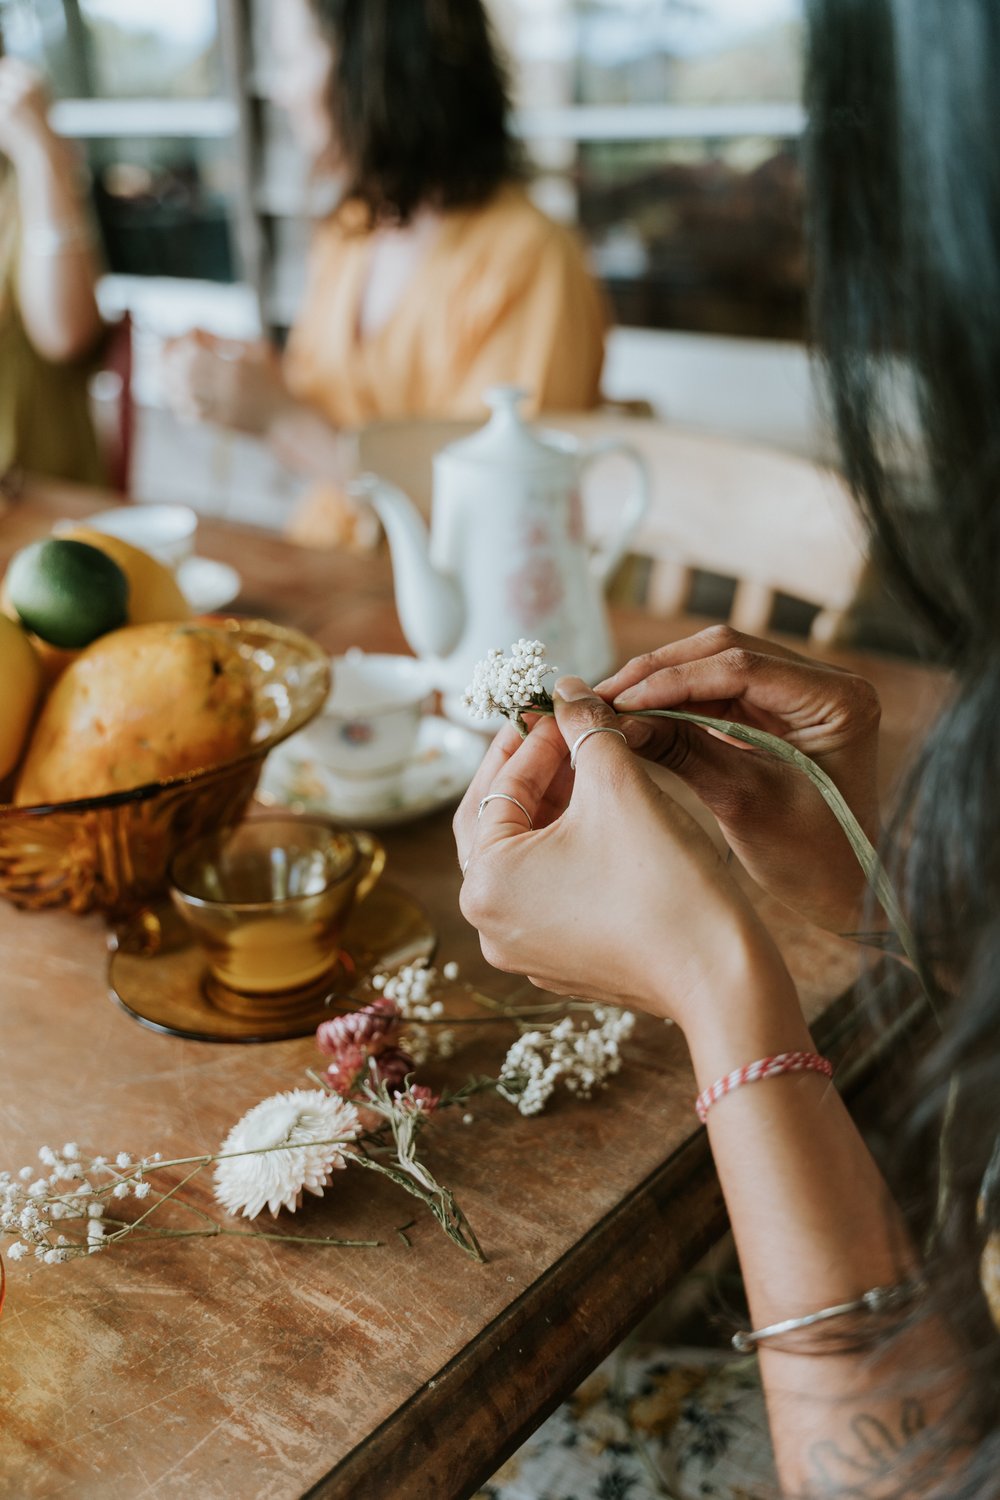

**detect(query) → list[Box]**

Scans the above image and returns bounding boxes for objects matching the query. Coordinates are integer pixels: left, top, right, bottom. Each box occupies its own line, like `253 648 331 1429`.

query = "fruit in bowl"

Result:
0 618 330 917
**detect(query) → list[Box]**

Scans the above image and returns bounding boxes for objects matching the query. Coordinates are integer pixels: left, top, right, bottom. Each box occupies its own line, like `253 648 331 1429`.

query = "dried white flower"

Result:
498 1007 636 1115
133 1181 152 1200
214 1089 361 1220
7 1242 28 1261
463 640 553 724
115 1153 131 1169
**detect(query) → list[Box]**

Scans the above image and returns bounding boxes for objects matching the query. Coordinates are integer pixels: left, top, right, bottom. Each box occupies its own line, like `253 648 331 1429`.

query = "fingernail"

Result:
613 689 639 708
554 675 591 702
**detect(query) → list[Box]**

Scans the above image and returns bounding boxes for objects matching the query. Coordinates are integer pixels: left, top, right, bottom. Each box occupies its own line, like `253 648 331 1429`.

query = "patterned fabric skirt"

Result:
474 1346 777 1500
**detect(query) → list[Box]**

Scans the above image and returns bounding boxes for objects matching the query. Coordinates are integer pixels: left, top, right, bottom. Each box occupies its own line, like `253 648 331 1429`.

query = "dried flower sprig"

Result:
466 641 924 991
1 1124 380 1268
497 1007 636 1115
463 639 554 731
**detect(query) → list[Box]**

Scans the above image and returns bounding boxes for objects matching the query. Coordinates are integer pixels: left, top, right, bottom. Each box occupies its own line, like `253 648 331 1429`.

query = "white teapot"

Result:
358 387 650 714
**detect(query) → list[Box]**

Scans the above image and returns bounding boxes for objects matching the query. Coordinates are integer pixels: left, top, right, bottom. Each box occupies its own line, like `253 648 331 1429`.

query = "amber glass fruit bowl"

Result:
0 619 331 918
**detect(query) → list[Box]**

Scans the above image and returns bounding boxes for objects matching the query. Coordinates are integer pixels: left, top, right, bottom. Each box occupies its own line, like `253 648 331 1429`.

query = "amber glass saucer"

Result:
107 884 435 1043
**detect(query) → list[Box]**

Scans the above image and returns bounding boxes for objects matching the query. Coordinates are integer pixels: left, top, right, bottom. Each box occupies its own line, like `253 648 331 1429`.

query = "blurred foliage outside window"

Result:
491 0 806 338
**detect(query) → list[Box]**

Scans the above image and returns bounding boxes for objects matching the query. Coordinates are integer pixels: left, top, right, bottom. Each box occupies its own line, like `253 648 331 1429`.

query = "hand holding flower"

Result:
455 676 800 1041
598 625 883 934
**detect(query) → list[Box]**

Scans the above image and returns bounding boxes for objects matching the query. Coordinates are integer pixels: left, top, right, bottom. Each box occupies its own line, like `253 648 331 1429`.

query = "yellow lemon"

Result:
59 527 192 626
0 615 43 782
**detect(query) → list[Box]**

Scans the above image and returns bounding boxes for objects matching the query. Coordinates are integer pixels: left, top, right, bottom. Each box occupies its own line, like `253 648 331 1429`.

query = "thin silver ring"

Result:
477 792 534 830
569 726 628 770
461 857 470 876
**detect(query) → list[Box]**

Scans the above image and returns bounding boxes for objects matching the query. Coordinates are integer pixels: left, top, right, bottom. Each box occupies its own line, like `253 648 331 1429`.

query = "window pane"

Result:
88 136 235 280
492 0 803 109
0 0 222 100
576 136 805 338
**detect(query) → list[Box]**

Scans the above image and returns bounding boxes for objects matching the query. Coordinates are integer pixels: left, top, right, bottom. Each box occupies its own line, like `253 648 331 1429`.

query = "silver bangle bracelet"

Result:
732 1276 928 1354
21 223 96 256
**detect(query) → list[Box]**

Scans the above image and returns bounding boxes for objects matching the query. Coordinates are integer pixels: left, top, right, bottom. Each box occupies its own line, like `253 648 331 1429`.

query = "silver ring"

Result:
461 857 470 876
569 726 628 770
477 793 534 830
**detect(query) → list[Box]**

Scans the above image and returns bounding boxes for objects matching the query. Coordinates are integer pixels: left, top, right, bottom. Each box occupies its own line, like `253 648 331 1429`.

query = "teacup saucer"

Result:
177 556 242 614
256 716 485 828
107 883 435 1043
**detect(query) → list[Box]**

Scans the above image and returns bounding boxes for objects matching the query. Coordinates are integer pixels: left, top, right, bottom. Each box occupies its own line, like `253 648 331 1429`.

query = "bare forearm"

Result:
14 131 102 362
683 948 970 1495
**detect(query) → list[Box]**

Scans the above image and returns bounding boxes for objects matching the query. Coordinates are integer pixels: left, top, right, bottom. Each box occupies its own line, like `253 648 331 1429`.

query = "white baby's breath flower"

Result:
498 1008 636 1115
133 1181 152 1200
7 1242 28 1261
463 640 553 724
213 1089 361 1220
115 1153 131 1169
112 1183 129 1200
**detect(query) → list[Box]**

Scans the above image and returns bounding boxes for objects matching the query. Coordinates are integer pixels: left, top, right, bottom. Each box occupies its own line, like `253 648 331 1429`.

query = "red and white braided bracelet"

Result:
695 1050 834 1124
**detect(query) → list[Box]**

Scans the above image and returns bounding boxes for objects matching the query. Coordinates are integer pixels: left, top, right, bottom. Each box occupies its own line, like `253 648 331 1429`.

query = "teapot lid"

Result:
439 386 569 475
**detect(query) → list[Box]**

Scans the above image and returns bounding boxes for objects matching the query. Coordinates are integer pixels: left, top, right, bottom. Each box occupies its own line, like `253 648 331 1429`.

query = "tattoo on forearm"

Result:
802 1400 975 1498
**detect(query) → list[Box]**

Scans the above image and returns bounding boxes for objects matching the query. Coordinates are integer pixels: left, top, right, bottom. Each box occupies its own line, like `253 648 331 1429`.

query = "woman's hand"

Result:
0 59 55 168
161 331 291 436
454 677 799 1040
597 626 882 934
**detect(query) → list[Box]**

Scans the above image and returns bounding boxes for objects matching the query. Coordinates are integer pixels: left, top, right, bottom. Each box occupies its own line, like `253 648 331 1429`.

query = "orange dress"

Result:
283 186 607 426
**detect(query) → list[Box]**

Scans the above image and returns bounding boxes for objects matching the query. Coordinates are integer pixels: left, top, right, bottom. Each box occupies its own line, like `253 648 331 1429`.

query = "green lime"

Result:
7 538 130 649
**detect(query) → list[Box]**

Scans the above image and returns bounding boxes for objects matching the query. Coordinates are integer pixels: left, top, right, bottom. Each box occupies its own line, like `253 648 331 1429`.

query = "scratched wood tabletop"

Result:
0 483 947 1499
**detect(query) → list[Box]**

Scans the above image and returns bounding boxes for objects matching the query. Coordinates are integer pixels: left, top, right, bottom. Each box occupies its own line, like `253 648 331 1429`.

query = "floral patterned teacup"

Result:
300 651 434 812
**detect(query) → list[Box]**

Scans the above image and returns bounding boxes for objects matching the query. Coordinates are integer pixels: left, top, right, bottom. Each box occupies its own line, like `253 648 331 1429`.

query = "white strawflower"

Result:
463 640 554 724
213 1090 361 1220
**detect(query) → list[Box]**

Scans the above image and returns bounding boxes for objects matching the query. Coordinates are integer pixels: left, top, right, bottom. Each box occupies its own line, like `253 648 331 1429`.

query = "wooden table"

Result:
0 485 948 1500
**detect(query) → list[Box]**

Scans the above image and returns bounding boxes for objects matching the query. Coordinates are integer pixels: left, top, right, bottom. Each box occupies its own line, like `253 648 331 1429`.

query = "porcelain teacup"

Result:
76 504 199 569
300 651 433 812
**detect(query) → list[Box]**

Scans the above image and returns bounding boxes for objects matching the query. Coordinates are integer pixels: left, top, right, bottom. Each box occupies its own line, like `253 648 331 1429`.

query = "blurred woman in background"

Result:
163 0 606 545
0 56 104 485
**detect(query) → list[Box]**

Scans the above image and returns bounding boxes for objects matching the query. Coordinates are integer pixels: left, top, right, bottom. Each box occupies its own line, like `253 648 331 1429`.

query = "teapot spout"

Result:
355 475 464 661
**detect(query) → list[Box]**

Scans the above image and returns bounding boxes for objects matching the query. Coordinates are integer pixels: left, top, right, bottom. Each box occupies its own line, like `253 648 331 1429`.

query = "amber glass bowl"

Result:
0 619 331 918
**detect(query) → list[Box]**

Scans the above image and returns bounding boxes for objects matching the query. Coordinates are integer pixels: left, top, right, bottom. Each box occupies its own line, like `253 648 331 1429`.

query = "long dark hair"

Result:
806 0 1000 1488
309 0 522 225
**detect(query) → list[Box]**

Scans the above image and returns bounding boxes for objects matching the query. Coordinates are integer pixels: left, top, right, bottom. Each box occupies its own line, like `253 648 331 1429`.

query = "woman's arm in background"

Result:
0 60 102 362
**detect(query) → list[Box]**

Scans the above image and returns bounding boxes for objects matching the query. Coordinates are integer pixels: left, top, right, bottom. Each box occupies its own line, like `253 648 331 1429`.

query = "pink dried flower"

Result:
324 1043 369 1097
317 998 400 1059
371 1047 416 1094
403 1085 440 1115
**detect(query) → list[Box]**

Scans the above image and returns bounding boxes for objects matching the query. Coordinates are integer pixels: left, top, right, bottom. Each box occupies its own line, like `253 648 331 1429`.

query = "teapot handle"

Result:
579 440 651 585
